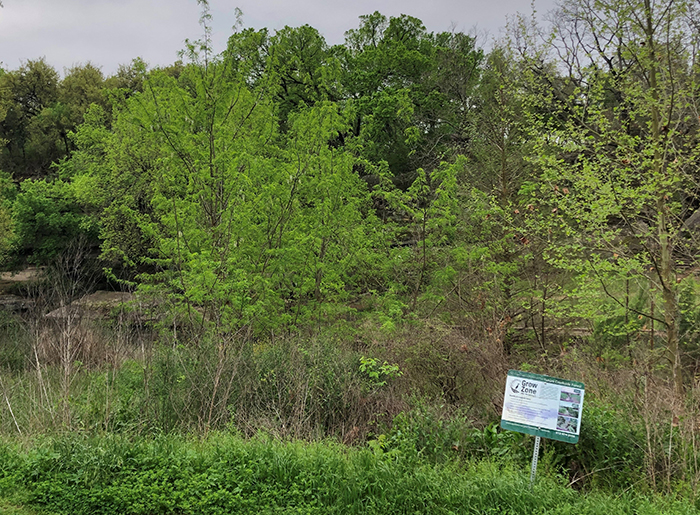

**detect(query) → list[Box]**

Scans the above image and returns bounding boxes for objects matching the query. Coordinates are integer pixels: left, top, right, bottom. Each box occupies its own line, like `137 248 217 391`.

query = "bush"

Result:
546 399 647 491
12 178 98 263
377 403 531 466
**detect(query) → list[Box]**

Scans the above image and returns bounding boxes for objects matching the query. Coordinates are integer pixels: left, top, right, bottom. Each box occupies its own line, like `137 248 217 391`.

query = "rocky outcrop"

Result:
44 291 134 320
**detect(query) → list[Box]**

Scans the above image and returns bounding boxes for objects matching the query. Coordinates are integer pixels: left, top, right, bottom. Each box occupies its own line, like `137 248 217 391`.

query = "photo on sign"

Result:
557 415 577 433
558 405 579 418
560 389 581 403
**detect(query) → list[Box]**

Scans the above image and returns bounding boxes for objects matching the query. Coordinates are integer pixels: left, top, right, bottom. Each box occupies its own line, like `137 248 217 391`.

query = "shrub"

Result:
12 178 98 263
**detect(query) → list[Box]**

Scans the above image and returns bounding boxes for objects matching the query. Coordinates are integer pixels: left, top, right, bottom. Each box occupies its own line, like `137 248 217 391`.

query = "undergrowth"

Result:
0 432 697 515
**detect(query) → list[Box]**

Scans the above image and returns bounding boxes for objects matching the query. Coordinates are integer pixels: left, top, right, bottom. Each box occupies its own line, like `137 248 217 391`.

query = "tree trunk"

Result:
644 0 683 402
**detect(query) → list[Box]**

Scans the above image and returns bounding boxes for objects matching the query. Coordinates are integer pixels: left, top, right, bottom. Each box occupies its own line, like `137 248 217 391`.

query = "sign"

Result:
500 370 585 444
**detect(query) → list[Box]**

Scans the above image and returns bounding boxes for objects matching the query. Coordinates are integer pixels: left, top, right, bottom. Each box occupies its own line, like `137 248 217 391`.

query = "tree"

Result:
104 58 148 99
59 63 105 123
340 12 432 185
0 60 107 180
467 47 531 204
64 6 378 339
12 177 95 263
0 170 14 261
267 25 339 130
0 58 60 177
517 0 700 400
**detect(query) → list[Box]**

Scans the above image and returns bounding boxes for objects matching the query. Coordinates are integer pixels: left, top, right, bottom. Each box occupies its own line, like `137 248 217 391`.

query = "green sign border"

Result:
500 370 584 444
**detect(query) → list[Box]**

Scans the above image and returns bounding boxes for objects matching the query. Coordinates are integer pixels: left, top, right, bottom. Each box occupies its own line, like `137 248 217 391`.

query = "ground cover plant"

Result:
0 433 698 515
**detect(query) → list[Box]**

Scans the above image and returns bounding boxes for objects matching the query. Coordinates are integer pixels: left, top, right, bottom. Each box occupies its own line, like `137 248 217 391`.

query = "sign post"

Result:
530 435 541 488
500 370 585 488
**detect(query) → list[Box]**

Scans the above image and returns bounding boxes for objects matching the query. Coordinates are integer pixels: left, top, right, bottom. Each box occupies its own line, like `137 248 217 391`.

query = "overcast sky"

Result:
0 0 558 77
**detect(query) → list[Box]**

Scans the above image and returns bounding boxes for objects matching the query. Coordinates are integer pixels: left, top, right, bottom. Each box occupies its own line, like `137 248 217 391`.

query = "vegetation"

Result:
2 0 700 512
0 433 696 515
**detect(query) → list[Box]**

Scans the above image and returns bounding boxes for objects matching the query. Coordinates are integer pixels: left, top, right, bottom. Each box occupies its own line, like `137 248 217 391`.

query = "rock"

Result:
44 291 133 320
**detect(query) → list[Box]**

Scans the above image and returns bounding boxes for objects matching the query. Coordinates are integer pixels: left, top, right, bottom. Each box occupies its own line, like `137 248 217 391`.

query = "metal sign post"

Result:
530 435 541 489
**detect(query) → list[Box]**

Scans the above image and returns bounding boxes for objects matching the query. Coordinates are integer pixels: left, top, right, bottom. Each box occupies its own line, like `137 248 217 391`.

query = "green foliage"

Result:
515 0 699 392
0 59 106 180
86 41 378 334
341 13 483 183
12 177 98 263
266 25 340 130
103 58 148 102
59 63 106 123
0 170 15 261
547 399 648 491
371 289 408 333
467 46 531 203
0 433 695 515
4 5 700 510
358 356 401 389
0 59 61 177
378 405 529 466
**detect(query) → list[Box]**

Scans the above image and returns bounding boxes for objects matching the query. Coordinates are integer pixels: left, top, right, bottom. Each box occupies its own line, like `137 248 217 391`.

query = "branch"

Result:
587 260 667 326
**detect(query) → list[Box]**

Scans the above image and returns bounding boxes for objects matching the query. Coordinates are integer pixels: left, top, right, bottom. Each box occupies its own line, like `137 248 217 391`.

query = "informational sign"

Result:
500 370 585 444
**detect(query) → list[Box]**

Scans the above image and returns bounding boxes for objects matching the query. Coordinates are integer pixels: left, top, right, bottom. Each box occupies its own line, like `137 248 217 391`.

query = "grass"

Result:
0 499 39 515
0 432 697 515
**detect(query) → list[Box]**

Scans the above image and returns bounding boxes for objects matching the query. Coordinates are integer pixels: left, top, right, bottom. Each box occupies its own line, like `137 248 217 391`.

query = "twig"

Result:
0 376 21 435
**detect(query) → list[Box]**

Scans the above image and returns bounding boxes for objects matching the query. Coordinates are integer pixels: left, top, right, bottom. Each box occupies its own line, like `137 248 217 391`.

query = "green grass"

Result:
0 499 38 515
0 433 697 515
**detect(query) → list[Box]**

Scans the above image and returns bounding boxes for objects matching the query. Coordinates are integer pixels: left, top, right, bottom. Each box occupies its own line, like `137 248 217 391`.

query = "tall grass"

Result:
0 312 404 440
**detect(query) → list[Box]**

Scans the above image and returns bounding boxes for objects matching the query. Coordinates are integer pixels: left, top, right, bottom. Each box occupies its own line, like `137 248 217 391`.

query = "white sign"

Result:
501 370 585 444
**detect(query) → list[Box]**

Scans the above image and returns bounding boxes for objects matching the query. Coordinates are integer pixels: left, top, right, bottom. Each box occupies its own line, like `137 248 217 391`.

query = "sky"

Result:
0 0 558 77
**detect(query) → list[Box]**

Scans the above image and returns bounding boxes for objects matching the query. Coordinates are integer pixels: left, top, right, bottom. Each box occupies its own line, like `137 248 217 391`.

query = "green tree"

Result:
71 6 377 338
12 177 98 263
104 58 148 99
267 25 340 130
518 0 700 399
0 59 106 181
467 47 531 204
59 63 105 122
0 58 60 177
340 13 482 187
0 170 14 261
